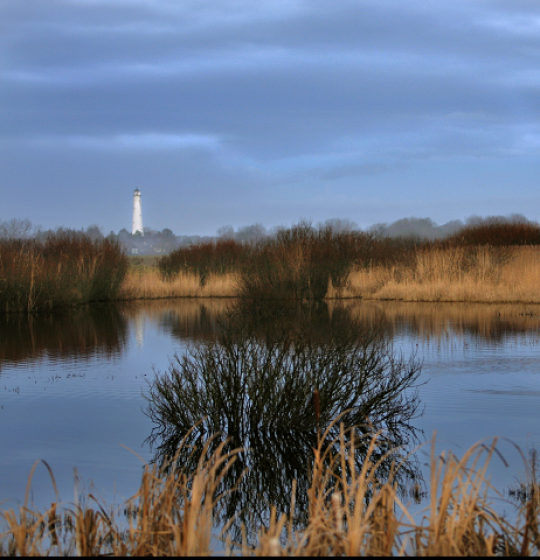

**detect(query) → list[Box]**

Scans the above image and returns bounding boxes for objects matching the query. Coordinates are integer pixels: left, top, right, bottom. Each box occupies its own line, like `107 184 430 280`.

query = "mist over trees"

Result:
0 214 537 255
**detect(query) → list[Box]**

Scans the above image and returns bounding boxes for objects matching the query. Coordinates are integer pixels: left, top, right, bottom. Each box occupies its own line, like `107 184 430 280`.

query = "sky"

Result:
2 0 540 236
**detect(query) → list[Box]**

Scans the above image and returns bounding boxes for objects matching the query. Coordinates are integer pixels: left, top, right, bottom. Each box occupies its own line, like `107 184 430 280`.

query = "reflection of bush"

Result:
144 303 423 542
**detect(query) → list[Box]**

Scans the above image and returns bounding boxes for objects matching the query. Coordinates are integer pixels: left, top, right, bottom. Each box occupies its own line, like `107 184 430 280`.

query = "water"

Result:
1 299 539 528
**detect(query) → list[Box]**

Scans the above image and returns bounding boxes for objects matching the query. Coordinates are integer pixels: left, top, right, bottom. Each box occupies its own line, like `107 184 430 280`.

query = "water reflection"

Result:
333 301 540 343
120 299 231 343
140 299 540 348
0 306 128 367
144 302 424 542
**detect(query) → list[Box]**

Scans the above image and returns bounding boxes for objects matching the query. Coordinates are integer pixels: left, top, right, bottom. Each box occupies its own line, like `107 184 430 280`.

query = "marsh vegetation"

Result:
150 218 540 303
0 232 128 313
2 216 540 553
1 421 539 555
3 217 540 311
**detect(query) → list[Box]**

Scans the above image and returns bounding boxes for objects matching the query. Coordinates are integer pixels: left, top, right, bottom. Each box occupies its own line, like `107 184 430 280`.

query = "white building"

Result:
132 188 143 236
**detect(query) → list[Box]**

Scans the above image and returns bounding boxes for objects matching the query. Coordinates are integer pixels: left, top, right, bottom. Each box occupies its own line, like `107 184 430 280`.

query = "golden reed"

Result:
0 427 537 556
120 269 240 299
125 246 540 304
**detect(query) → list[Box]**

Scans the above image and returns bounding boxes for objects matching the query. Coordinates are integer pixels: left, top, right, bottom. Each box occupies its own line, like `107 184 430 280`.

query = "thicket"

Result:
0 232 128 313
239 224 417 301
158 223 419 301
445 217 540 247
158 238 251 284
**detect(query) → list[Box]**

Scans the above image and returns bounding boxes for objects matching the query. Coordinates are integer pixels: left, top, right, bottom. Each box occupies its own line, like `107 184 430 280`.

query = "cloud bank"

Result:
1 0 540 234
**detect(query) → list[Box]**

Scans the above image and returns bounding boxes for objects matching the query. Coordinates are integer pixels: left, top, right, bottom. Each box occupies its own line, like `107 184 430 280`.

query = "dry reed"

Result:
1 427 538 556
338 246 540 303
125 246 540 304
0 234 128 313
120 269 240 299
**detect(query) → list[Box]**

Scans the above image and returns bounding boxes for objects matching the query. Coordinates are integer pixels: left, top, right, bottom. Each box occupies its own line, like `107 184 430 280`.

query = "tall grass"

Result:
0 232 128 313
342 245 540 303
135 242 540 304
0 428 538 556
121 268 240 299
98 219 540 303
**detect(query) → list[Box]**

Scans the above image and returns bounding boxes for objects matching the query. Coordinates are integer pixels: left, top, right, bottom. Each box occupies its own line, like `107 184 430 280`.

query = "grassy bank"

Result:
1 428 537 556
5 220 540 309
121 268 239 299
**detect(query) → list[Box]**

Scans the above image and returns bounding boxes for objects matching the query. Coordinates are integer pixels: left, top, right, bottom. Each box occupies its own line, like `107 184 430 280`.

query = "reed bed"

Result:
340 246 540 303
0 428 537 556
0 233 128 313
120 268 240 299
145 220 540 304
127 245 540 304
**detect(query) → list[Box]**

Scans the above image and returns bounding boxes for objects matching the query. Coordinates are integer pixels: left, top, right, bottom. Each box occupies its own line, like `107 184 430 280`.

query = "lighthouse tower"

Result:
132 188 144 236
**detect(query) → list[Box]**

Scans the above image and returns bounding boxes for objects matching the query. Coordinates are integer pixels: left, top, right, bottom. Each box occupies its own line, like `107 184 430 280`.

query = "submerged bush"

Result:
144 303 423 542
0 232 129 313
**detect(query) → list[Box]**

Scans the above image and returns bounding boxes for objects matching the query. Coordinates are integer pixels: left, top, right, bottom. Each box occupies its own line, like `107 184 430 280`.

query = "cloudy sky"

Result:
2 0 540 235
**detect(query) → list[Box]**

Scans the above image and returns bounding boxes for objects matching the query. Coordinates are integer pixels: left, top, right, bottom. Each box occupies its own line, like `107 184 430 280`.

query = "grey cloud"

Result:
320 162 408 181
2 0 540 232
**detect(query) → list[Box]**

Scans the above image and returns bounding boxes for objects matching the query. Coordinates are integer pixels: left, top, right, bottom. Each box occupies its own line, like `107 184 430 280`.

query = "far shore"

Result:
123 245 540 304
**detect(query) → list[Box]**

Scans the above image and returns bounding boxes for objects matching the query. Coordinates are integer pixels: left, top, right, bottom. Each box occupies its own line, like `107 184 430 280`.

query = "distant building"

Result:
132 188 143 236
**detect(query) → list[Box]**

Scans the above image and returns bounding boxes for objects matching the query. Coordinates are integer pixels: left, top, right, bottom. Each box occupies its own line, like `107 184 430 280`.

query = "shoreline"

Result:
124 245 540 304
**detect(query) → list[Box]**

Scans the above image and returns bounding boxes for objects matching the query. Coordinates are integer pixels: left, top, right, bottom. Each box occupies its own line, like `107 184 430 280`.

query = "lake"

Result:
1 298 539 537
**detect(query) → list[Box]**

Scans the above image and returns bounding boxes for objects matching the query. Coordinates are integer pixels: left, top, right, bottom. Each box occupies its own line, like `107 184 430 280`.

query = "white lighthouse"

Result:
132 188 144 236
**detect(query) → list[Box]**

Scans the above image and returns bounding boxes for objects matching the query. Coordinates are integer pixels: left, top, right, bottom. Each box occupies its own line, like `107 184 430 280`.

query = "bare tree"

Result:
0 218 34 239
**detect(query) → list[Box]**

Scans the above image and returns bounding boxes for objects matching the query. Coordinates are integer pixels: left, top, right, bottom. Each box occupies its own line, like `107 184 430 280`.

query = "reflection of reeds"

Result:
0 307 128 363
0 430 538 556
328 299 540 342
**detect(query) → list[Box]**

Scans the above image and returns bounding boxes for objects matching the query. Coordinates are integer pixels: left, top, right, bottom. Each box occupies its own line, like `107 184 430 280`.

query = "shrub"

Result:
240 224 417 301
158 239 249 284
447 217 540 247
0 232 129 313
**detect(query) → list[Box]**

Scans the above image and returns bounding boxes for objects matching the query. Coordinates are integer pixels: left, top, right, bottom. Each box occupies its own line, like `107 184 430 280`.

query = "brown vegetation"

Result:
340 245 540 303
158 238 250 283
155 223 413 302
134 220 540 304
121 268 239 299
0 427 537 556
0 233 128 313
5 219 540 310
445 217 540 247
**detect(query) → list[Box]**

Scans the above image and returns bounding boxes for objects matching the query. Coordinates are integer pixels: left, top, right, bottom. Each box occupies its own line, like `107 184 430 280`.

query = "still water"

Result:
1 299 539 526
